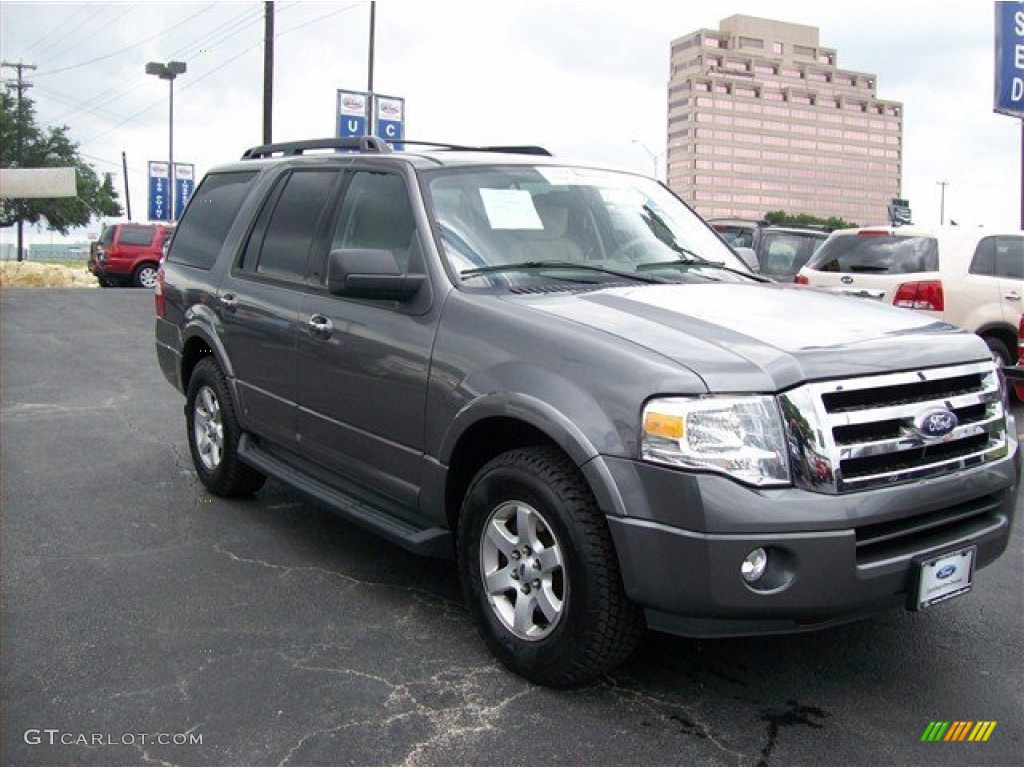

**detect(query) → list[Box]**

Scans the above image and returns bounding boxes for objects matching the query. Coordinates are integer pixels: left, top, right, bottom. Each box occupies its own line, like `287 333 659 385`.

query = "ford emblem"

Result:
841 276 854 284
914 408 958 439
936 564 957 580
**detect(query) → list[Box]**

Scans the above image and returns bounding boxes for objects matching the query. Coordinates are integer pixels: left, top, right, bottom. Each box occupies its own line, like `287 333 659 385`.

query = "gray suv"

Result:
155 137 1019 686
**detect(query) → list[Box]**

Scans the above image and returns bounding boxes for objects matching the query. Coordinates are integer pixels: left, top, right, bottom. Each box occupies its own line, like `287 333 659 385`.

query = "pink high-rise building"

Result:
667 15 903 224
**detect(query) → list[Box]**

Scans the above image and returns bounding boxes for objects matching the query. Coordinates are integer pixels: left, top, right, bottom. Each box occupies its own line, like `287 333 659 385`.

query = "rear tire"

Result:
133 262 159 289
458 446 643 687
186 357 266 497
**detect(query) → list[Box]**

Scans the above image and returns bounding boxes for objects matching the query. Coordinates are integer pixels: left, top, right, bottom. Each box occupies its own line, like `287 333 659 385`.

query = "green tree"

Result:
0 89 122 238
763 210 858 231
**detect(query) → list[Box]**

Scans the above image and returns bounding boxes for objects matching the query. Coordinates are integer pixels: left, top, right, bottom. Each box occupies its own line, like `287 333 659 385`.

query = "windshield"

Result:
424 165 752 288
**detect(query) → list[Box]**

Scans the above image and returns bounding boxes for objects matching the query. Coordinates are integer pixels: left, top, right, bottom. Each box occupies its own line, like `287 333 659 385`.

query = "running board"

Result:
238 435 453 559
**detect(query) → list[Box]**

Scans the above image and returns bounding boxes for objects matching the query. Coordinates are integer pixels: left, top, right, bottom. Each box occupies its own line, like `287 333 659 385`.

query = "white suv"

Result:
797 226 1023 365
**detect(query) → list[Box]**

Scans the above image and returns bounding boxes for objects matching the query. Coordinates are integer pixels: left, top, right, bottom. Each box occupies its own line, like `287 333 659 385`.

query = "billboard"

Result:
0 167 76 198
336 89 370 138
148 161 170 222
995 1 1024 117
175 164 195 221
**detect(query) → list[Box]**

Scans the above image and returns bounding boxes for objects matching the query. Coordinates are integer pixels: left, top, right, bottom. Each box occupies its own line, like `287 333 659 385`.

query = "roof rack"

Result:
241 136 392 159
397 141 552 156
240 137 553 161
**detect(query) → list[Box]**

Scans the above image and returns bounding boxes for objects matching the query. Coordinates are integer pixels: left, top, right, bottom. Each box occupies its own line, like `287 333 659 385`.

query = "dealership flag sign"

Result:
995 1 1024 117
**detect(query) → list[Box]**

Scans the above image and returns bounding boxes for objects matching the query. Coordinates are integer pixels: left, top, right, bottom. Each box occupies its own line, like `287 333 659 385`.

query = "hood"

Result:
508 282 986 392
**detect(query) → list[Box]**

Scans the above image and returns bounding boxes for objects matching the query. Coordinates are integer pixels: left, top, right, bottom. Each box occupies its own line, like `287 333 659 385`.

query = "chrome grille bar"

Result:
780 361 1008 494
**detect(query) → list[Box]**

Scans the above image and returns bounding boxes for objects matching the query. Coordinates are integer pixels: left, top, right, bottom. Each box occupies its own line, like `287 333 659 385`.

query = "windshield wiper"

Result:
635 256 769 283
460 261 667 284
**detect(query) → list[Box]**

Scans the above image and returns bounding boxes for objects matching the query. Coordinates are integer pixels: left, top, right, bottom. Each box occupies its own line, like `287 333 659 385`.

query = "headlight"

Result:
641 395 790 486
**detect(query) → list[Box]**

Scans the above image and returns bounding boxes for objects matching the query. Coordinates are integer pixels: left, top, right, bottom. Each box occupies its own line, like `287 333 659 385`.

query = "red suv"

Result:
89 223 173 288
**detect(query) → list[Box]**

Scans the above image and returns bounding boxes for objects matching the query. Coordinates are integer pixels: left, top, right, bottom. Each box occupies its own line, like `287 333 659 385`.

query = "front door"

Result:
296 169 437 514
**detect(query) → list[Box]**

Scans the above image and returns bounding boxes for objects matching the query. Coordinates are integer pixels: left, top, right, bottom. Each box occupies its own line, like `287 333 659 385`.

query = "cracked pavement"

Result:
2 289 1022 766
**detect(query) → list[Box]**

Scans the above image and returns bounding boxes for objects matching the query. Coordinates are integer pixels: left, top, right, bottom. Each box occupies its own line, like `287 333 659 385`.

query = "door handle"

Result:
1004 291 1021 302
307 314 333 340
220 292 238 311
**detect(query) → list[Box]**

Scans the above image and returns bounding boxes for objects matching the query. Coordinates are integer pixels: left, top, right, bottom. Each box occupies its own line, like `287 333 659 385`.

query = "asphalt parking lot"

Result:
2 287 1022 767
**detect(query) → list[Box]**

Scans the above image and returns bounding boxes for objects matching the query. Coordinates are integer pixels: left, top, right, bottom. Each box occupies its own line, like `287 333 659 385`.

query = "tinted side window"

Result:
117 225 157 246
994 236 1023 279
969 237 996 276
168 171 258 269
255 170 338 280
807 235 938 274
971 236 1024 278
330 171 415 270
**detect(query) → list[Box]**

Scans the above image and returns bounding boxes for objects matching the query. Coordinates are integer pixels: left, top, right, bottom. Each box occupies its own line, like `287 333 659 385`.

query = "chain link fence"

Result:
0 242 91 263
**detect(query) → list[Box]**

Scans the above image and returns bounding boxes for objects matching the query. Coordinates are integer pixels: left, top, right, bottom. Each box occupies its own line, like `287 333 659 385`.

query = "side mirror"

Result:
734 246 759 272
327 248 425 301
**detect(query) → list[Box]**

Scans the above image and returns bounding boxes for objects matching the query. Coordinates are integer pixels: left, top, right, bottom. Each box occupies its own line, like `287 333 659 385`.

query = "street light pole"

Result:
145 60 186 222
936 180 948 226
631 139 662 181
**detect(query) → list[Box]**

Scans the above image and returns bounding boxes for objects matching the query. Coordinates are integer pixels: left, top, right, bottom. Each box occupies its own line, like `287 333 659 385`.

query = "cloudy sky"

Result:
0 0 1020 245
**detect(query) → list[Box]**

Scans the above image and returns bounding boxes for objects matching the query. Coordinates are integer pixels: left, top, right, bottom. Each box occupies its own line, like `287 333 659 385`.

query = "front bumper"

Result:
596 432 1019 637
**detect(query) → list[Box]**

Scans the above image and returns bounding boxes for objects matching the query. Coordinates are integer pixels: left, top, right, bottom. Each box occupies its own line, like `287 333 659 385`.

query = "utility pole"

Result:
936 180 948 226
367 0 376 136
263 1 274 144
121 151 132 221
2 60 37 262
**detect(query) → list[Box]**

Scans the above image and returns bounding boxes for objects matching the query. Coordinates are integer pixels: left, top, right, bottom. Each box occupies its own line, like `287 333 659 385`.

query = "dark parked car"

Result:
155 137 1019 686
89 222 172 288
709 219 828 281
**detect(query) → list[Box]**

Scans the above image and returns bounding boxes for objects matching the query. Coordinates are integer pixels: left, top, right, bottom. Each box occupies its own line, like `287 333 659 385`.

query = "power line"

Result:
44 4 266 125
36 5 217 76
22 4 105 60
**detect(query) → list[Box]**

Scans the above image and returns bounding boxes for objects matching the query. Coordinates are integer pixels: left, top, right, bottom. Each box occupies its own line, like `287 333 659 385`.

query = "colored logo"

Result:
914 408 958 439
921 721 997 742
935 564 957 579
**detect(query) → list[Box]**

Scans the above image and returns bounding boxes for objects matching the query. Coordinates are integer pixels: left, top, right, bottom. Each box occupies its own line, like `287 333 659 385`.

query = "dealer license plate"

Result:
912 546 976 610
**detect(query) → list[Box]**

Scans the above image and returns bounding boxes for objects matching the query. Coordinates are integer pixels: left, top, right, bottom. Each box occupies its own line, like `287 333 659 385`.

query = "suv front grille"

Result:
779 361 1008 493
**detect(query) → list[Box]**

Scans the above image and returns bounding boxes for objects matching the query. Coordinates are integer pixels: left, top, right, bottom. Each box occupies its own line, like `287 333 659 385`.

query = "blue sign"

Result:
175 164 195 221
374 95 405 150
995 1 1024 117
148 161 170 222
336 89 370 138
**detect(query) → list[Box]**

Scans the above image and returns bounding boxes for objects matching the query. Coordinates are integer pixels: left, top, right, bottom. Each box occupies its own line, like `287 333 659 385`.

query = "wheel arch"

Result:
180 321 235 393
436 394 624 535
976 322 1018 364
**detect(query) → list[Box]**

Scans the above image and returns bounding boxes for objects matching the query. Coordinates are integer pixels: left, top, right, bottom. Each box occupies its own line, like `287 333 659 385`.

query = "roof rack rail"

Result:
241 136 392 159
399 141 552 156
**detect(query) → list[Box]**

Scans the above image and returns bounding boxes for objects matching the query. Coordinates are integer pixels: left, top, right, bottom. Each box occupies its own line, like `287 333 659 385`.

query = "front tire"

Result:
185 357 266 497
458 447 643 687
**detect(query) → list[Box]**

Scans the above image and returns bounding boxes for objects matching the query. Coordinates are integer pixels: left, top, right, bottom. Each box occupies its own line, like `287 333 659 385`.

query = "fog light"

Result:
741 547 768 583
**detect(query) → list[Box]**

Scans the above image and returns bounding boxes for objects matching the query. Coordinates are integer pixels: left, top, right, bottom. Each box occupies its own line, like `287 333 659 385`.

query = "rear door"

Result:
955 234 1024 332
216 168 342 450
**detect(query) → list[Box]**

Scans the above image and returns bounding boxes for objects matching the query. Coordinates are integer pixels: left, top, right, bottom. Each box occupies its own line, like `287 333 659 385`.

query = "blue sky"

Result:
0 0 1020 245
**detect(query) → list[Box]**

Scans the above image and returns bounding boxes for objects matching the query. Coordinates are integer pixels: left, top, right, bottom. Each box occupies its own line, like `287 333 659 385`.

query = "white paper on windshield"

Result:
480 189 543 230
